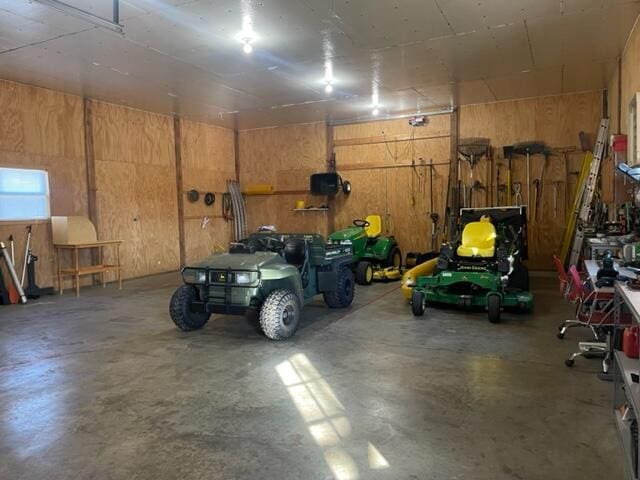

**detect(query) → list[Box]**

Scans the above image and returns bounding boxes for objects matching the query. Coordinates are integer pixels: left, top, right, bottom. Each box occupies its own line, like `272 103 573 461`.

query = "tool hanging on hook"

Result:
511 142 549 218
458 138 490 209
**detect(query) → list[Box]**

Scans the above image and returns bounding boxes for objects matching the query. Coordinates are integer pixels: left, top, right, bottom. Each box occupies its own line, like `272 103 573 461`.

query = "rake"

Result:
458 138 490 207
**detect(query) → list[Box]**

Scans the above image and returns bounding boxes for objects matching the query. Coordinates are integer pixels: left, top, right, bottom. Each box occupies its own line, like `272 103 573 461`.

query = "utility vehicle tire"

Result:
411 290 426 317
356 261 374 285
259 289 301 340
487 294 501 323
507 265 529 291
324 266 355 308
385 246 402 268
170 285 210 331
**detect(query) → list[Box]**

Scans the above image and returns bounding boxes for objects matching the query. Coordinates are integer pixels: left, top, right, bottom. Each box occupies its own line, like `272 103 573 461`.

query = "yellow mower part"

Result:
243 184 274 195
372 266 402 281
401 258 438 300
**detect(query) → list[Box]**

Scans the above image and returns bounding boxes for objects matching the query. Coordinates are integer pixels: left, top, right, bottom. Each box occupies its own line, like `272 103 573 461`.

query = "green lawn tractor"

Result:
328 215 402 285
411 206 533 323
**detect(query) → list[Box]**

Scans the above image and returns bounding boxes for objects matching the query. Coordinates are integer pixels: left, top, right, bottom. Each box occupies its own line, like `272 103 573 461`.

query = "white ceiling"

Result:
0 0 637 129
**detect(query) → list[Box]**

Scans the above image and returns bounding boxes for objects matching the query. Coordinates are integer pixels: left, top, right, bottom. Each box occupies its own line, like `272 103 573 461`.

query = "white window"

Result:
0 167 50 221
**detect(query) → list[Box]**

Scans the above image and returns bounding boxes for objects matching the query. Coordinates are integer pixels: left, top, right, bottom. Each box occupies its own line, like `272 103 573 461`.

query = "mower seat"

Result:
365 215 382 238
457 216 496 258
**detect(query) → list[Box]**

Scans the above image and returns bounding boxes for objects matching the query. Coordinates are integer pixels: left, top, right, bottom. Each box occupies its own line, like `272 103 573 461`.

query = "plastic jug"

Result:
623 326 640 359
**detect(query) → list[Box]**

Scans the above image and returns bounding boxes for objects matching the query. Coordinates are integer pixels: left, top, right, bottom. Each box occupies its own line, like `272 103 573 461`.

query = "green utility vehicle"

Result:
169 233 355 340
328 215 402 285
411 206 533 323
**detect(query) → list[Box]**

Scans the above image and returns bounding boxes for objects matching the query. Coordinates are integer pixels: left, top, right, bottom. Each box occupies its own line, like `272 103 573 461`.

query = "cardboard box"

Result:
51 216 98 245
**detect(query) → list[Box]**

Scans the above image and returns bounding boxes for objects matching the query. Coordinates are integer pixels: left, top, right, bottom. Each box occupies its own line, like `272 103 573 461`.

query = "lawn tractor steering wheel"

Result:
258 236 285 252
353 219 370 228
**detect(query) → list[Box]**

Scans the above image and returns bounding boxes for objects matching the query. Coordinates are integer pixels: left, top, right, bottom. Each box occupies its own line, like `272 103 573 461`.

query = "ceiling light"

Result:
325 83 334 94
242 40 253 54
372 108 379 116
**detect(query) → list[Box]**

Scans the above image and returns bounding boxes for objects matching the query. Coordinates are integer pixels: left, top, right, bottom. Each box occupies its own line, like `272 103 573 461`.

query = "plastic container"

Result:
623 325 640 359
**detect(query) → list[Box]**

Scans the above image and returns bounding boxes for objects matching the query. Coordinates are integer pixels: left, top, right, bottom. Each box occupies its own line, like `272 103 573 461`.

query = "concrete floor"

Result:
0 274 626 480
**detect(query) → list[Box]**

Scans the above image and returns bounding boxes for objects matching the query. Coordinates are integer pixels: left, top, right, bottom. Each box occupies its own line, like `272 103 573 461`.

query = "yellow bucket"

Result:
295 200 306 209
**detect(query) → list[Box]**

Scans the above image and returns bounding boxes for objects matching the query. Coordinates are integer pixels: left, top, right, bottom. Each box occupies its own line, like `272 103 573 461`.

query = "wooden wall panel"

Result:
179 119 236 263
0 78 239 295
333 117 451 255
238 122 328 235
607 19 639 206
92 101 180 280
0 80 87 289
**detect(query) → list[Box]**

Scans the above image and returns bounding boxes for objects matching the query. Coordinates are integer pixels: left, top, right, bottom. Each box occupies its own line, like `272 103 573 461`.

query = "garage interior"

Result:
2 0 640 479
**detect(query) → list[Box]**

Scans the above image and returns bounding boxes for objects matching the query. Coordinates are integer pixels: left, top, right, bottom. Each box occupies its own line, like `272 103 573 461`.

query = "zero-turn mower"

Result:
328 215 402 285
410 206 533 323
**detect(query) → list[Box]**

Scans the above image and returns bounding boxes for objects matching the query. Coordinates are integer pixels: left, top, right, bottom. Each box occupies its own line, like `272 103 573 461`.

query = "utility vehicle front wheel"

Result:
411 290 426 317
170 285 211 331
487 294 501 323
356 261 373 285
324 266 355 308
259 289 301 340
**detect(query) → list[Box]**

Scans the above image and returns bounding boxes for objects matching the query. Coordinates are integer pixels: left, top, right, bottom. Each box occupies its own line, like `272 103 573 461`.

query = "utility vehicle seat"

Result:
457 216 496 258
365 215 382 238
284 237 306 266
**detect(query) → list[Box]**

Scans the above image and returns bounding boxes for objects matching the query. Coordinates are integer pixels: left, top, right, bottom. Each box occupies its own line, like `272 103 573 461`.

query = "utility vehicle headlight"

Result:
183 268 207 284
235 272 252 284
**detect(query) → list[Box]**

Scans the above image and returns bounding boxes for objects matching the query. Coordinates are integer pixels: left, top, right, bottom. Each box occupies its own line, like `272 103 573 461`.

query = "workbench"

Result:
613 281 640 480
55 240 122 296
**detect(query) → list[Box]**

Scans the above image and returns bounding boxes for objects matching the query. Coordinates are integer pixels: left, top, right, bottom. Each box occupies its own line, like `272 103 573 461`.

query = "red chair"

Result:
559 264 630 367
552 255 569 296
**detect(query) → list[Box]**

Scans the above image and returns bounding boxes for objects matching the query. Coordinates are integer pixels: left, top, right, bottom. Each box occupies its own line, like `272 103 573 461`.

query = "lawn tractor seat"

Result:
364 215 382 239
457 216 496 258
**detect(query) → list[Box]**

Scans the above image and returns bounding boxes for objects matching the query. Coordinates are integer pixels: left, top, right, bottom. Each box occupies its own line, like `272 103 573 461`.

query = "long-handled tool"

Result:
458 138 490 208
502 146 514 204
7 234 18 303
0 241 27 304
428 160 440 250
532 179 541 220
513 182 524 206
20 225 32 287
512 142 549 216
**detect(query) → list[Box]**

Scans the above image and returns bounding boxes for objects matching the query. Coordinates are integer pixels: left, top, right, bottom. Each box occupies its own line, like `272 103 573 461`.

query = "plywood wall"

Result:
606 18 640 206
236 93 601 271
333 115 451 255
458 91 602 269
0 79 87 288
91 101 180 279
179 119 236 263
238 122 329 236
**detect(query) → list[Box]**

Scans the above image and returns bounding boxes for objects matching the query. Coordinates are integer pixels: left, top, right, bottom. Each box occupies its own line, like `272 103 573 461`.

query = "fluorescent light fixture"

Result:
34 0 123 33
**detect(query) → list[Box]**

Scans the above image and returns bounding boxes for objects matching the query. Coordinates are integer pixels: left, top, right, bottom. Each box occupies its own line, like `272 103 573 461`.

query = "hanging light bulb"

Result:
325 82 334 94
242 40 253 54
372 107 379 116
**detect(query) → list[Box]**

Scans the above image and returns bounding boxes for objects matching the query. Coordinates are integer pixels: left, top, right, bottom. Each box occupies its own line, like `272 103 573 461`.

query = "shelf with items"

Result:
614 281 640 480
